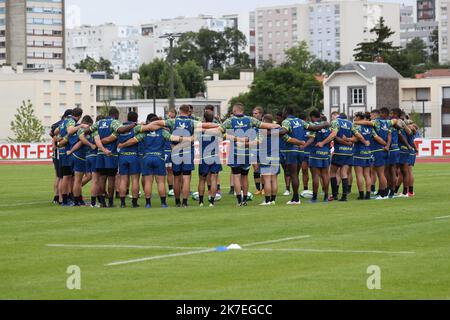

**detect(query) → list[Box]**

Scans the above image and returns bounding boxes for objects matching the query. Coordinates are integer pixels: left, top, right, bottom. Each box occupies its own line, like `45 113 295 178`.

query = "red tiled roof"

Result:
416 69 450 78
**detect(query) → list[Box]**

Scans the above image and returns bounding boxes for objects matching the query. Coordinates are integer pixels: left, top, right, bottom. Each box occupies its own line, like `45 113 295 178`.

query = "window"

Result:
351 88 365 105
416 88 430 101
43 80 51 92
44 103 52 116
59 81 66 93
331 88 339 106
59 103 66 115
74 81 81 94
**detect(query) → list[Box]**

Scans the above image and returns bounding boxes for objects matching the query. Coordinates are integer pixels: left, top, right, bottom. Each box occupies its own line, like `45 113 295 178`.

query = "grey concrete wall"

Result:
6 0 26 66
376 78 400 110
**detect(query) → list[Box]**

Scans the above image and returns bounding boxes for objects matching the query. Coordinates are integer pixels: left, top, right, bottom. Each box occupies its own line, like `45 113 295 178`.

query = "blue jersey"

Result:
85 131 97 158
136 129 171 160
221 115 261 158
389 120 400 152
199 128 221 165
353 125 375 159
281 116 310 152
332 118 353 156
118 122 139 154
371 118 391 152
399 129 411 152
310 122 332 160
92 116 122 155
259 128 280 165
58 116 78 162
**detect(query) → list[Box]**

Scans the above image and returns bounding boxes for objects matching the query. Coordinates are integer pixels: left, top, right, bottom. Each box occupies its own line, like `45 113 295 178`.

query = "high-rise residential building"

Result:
400 2 437 55
255 0 400 67
141 15 237 60
400 4 415 24
418 0 436 21
249 11 256 66
438 0 450 63
66 24 154 73
1 0 65 69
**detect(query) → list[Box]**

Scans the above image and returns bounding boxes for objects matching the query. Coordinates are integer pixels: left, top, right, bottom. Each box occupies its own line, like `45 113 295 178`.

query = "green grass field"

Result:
0 163 449 300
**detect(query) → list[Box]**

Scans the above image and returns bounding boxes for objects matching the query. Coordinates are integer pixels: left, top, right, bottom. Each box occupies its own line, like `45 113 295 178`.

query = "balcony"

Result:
400 100 432 112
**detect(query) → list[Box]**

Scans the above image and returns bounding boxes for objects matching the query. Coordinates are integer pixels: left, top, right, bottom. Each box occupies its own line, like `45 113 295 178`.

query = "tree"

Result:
354 17 399 62
172 28 249 71
384 50 415 78
223 27 248 66
229 67 322 115
429 27 439 64
283 41 315 72
176 60 206 98
308 59 341 76
8 100 45 143
138 59 187 99
404 37 428 65
74 56 114 77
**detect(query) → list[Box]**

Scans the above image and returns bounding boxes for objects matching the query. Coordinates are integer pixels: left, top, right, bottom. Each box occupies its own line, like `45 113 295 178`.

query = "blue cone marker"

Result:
216 246 229 252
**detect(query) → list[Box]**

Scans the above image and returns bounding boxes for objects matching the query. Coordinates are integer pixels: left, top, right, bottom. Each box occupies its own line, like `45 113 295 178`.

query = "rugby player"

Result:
197 110 223 207
280 107 331 205
329 112 353 202
308 111 337 203
211 103 280 206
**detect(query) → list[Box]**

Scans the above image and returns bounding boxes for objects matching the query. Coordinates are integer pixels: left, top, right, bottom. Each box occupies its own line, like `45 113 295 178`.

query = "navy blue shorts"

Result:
388 150 400 166
260 164 280 175
353 157 373 168
199 163 223 176
142 156 166 177
86 156 97 173
303 152 310 164
96 153 118 170
53 158 63 178
309 157 330 169
409 153 416 166
119 154 141 175
331 154 353 167
172 151 195 173
399 152 410 165
72 156 87 173
59 153 73 168
372 150 388 167
279 152 287 165
285 151 304 165
165 150 172 164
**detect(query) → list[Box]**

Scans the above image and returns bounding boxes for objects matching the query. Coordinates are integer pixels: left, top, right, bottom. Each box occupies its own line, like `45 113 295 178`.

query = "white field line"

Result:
47 244 210 250
242 235 311 248
0 201 49 208
106 249 216 267
242 248 415 255
434 215 450 220
104 235 312 267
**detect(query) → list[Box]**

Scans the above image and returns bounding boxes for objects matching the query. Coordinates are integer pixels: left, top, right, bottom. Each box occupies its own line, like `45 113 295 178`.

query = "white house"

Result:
323 61 402 119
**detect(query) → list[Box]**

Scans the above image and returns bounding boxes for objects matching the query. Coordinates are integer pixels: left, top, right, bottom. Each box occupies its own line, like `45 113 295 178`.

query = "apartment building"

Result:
141 15 237 60
0 65 139 141
66 23 154 73
255 0 400 66
1 0 65 69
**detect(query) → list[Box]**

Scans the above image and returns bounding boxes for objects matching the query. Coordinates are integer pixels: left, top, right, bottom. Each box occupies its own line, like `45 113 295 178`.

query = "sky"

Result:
66 0 415 26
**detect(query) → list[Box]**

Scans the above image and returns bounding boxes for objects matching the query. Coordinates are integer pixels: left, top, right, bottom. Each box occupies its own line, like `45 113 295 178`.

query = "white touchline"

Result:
106 249 216 267
242 248 415 255
47 244 210 250
103 235 312 267
242 235 312 247
0 201 49 208
434 215 450 220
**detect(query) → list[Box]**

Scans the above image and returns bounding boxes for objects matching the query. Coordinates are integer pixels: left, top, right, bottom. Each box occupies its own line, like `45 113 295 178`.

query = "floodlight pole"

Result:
160 33 182 109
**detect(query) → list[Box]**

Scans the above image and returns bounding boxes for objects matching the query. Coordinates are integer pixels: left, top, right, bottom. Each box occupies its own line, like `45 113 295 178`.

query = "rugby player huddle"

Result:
50 102 419 208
